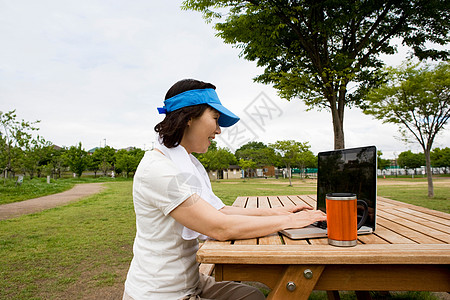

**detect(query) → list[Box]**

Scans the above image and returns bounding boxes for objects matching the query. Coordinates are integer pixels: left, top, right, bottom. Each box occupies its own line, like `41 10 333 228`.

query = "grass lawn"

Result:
376 177 450 213
0 181 136 299
0 177 448 299
0 176 129 205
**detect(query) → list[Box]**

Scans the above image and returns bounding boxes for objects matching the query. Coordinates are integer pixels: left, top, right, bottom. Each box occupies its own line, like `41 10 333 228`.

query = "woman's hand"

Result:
270 204 313 215
286 209 327 229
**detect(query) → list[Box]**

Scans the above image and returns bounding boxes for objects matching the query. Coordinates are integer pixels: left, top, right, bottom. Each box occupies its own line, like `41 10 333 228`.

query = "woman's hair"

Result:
155 79 216 148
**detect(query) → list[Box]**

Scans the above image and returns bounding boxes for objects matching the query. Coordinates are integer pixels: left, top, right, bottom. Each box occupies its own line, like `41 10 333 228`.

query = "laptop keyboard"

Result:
313 221 327 229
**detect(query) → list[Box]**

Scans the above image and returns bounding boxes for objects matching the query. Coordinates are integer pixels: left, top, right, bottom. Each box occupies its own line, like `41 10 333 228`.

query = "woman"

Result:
123 79 326 300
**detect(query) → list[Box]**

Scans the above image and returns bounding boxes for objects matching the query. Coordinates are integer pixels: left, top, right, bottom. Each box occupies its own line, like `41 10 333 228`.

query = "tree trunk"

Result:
329 92 346 150
424 149 434 198
331 107 345 150
287 164 292 186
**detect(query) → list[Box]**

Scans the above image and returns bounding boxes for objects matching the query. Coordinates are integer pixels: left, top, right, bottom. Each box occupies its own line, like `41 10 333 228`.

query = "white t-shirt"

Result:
155 143 225 240
124 150 204 299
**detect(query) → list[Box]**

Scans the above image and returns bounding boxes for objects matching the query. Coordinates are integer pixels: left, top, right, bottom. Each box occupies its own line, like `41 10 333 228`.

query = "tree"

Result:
0 110 40 181
22 136 53 179
431 147 450 173
115 148 145 178
86 155 100 178
92 146 116 176
182 0 449 149
238 158 257 181
364 61 450 197
377 150 391 171
115 150 136 178
128 148 145 165
49 146 66 179
295 146 316 178
212 148 237 171
269 140 310 186
235 141 277 169
397 150 425 174
195 142 237 179
64 142 87 178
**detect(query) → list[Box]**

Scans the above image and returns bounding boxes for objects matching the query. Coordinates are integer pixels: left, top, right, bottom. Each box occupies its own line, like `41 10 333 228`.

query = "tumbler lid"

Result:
326 193 356 200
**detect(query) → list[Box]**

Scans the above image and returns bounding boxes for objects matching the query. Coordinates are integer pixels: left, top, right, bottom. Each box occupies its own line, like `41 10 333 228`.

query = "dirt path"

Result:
0 183 105 221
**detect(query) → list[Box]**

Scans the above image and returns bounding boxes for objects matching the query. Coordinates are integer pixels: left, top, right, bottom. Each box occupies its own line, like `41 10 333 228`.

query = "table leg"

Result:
355 291 372 300
267 265 325 300
327 291 341 300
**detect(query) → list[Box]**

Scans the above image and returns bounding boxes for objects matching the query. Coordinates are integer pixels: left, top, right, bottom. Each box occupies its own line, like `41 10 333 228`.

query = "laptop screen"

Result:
317 146 377 229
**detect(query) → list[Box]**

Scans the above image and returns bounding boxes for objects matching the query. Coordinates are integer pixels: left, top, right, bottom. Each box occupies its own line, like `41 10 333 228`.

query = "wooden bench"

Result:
199 242 215 276
199 263 215 276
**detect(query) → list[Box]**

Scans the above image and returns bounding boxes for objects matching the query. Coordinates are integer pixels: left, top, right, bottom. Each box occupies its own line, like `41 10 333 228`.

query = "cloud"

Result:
1 1 448 158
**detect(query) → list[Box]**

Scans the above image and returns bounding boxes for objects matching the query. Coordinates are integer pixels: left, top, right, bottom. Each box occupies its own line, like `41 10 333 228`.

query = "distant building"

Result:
261 165 275 177
87 147 100 155
223 165 242 179
120 146 136 152
208 165 242 180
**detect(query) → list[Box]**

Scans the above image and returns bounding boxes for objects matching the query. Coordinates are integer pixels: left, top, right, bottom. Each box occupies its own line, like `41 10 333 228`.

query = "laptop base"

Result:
280 225 373 240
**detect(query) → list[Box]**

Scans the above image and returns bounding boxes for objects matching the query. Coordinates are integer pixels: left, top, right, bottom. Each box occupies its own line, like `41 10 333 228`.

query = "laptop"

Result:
280 145 377 239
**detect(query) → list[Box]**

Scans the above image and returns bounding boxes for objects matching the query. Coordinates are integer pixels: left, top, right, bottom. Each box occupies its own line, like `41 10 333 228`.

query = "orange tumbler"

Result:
326 193 368 247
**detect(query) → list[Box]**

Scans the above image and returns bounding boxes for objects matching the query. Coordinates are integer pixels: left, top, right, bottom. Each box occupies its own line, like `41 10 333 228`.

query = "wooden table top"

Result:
197 195 450 265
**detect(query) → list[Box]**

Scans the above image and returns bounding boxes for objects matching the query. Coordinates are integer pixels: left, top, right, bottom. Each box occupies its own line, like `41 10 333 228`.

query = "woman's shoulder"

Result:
136 150 178 176
145 149 166 160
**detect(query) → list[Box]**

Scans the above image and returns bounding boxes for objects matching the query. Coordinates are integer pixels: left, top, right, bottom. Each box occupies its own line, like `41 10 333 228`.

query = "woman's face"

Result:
180 107 221 154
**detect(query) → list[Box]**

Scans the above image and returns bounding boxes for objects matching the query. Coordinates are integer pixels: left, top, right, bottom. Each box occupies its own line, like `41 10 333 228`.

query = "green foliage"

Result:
195 141 237 171
296 147 316 170
238 158 257 180
64 142 87 178
22 136 54 179
364 61 450 197
182 0 450 149
115 148 145 178
0 109 148 180
397 150 426 169
92 146 116 176
364 61 450 142
0 110 40 179
269 140 314 185
235 141 276 168
377 150 391 170
431 147 450 168
270 140 313 167
212 148 237 170
0 110 69 181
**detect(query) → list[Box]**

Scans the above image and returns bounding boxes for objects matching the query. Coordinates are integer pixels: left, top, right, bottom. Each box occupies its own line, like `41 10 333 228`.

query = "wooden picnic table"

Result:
197 195 450 299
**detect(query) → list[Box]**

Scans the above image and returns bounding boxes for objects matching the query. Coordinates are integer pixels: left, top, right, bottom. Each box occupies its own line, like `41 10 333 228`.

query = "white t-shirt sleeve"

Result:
134 154 196 216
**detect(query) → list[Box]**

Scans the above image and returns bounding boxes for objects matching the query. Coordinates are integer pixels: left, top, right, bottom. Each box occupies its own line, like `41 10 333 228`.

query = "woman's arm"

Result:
219 204 312 216
169 194 326 241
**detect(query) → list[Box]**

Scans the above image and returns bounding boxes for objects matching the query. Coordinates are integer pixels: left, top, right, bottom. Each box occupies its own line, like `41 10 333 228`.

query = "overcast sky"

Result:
1 1 448 159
